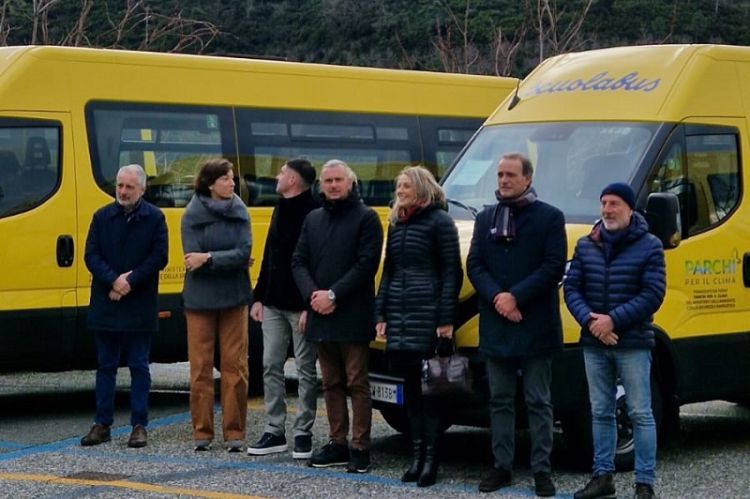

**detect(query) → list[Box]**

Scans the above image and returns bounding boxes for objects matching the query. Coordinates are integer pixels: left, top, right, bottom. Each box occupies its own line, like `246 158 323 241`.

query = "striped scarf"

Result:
490 187 537 242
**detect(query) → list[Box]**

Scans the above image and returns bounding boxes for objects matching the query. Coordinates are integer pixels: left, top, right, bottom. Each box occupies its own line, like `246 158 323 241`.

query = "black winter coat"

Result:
374 204 462 354
253 189 318 311
85 200 168 332
467 200 566 358
291 190 383 343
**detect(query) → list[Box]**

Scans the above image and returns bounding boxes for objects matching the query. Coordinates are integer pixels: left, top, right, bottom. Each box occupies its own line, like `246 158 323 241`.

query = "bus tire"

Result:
561 370 664 471
379 405 409 434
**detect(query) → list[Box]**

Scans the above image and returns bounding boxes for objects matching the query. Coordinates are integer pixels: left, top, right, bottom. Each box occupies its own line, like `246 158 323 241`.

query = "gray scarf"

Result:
490 187 537 242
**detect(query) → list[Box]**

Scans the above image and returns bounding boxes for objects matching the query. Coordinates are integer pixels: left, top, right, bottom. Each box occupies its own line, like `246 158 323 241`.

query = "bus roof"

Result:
0 46 517 118
488 44 750 124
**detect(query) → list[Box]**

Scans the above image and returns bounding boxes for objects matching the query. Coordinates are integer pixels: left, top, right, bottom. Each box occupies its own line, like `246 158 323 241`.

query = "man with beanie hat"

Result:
248 158 320 459
564 182 666 499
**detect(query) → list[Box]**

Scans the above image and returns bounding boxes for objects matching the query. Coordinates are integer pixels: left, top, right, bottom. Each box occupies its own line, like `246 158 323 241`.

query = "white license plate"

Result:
370 380 403 405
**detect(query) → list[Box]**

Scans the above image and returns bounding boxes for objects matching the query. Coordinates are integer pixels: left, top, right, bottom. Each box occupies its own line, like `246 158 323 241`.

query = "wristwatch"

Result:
206 253 213 266
327 289 336 302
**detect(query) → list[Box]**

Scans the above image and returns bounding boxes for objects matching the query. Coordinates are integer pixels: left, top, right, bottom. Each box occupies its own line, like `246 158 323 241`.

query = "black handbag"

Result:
421 339 473 397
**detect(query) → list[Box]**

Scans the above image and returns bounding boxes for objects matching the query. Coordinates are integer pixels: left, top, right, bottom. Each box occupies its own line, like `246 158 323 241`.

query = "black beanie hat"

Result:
600 182 635 209
286 158 316 186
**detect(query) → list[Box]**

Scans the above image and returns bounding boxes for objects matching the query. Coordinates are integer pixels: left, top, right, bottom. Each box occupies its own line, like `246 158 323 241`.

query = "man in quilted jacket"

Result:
564 182 666 499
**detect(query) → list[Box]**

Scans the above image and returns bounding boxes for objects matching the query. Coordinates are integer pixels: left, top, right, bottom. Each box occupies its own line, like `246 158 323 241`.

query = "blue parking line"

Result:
0 411 193 462
0 409 573 497
0 441 27 450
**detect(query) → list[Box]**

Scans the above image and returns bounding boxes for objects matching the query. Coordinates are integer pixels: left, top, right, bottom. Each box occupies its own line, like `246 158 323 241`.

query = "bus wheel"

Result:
379 405 409 434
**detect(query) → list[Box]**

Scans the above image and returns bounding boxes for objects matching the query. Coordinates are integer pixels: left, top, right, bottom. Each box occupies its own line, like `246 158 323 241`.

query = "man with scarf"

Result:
467 153 566 497
564 183 665 499
292 159 383 473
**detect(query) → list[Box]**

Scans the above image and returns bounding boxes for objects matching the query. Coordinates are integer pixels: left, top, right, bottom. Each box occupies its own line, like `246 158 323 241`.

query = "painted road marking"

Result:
0 472 268 499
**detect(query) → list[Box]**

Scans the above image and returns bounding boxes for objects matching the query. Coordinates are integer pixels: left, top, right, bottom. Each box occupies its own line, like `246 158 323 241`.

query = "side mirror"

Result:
645 192 681 249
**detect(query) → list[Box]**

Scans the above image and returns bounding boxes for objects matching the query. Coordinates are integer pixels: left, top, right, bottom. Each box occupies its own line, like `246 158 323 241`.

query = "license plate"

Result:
370 380 404 405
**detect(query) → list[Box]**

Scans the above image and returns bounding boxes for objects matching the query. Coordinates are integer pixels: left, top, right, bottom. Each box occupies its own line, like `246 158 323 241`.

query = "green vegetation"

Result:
6 0 750 76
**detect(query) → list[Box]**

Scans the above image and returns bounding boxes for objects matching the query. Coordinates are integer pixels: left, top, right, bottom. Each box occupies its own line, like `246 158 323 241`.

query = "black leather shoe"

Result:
574 473 616 499
534 471 556 497
634 482 656 499
478 468 512 493
80 424 111 446
127 424 147 448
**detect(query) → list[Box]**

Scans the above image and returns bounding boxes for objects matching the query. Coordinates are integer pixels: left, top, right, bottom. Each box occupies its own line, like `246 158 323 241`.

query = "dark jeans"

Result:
316 341 371 450
485 354 553 473
94 328 152 427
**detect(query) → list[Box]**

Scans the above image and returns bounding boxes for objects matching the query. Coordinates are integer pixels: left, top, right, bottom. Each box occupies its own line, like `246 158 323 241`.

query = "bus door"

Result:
644 121 750 400
0 114 76 371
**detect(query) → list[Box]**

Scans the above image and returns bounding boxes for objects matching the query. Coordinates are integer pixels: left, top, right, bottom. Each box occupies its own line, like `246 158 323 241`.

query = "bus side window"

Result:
646 138 700 236
236 109 419 208
86 103 236 207
0 126 60 219
685 133 740 234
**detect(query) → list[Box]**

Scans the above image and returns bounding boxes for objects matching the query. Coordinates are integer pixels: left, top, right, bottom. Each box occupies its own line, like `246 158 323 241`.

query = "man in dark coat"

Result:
81 164 168 448
467 153 566 497
565 183 666 499
248 158 319 459
292 159 383 473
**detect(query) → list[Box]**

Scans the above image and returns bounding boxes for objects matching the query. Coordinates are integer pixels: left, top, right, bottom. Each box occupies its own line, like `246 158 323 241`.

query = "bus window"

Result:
419 117 484 180
646 127 741 237
236 109 420 207
685 132 740 233
0 123 60 218
86 103 237 207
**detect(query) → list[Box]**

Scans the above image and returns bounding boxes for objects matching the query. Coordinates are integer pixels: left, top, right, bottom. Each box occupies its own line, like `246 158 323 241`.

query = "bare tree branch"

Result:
0 0 12 46
61 0 95 47
30 0 62 45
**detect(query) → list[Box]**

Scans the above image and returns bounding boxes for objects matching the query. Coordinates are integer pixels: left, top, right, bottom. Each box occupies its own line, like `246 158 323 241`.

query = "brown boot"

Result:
80 424 111 446
127 424 148 448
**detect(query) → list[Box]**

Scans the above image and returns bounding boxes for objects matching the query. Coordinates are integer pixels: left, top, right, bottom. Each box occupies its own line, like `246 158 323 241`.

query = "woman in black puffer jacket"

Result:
374 166 462 487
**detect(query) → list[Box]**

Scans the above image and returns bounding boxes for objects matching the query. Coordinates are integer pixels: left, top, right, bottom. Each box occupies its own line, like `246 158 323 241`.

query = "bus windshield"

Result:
442 122 659 223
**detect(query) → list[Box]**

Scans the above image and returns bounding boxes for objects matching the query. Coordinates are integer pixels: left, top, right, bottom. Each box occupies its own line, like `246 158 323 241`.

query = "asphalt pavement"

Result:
1 364 749 498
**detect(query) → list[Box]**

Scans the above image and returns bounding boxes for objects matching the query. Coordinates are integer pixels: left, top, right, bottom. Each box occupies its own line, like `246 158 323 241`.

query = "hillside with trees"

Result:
5 0 750 77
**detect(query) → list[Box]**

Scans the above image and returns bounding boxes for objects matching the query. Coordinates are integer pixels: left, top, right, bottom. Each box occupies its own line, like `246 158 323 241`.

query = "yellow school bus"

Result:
369 44 750 468
0 46 516 392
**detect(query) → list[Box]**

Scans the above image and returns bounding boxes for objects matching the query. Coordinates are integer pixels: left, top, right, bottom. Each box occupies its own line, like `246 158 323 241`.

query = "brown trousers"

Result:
316 341 371 450
185 305 248 442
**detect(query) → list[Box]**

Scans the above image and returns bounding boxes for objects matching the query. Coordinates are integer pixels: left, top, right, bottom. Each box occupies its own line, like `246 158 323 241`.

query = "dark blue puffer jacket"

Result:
563 212 666 349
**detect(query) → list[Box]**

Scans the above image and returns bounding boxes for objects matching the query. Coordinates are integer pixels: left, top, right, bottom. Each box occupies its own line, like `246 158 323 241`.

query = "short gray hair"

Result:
322 159 357 184
117 164 147 188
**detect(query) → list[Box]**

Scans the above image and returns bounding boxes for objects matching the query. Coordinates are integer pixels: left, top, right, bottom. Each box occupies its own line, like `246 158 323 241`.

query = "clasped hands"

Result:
184 252 211 272
588 312 618 346
310 290 336 315
109 271 132 301
493 292 522 323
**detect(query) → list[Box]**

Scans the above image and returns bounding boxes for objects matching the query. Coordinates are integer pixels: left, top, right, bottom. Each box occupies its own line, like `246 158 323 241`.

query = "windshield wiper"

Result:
446 198 478 218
